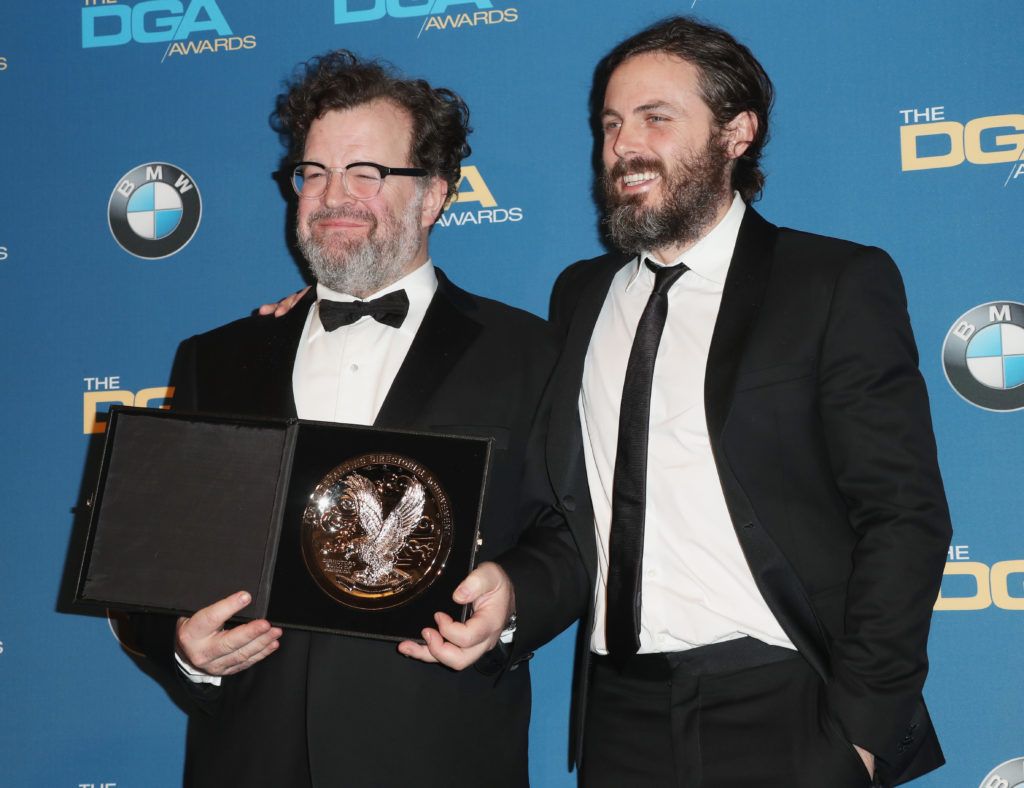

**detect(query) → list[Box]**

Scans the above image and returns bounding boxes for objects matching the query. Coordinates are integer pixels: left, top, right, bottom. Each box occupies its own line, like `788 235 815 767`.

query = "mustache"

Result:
307 205 377 226
607 156 666 181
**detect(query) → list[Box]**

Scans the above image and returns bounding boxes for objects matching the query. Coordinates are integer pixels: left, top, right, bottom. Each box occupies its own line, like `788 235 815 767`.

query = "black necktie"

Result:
605 259 688 661
318 290 409 331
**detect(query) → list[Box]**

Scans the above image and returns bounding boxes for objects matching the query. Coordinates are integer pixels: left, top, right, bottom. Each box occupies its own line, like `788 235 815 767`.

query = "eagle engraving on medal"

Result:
301 453 454 610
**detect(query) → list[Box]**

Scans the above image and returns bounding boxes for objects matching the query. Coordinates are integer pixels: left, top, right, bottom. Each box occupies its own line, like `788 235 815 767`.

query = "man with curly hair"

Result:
137 50 555 787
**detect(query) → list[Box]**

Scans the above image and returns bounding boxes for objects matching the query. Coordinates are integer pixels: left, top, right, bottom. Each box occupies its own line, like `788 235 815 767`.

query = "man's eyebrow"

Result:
601 101 678 119
633 101 676 114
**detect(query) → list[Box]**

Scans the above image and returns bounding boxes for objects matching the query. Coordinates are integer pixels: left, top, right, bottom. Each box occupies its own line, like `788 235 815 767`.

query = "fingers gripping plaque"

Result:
301 453 454 610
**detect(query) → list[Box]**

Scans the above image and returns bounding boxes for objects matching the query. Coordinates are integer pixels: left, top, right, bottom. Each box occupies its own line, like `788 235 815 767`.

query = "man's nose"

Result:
611 121 643 160
323 169 355 208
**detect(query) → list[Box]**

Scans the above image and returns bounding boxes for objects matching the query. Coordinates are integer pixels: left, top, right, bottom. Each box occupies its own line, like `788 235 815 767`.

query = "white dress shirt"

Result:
293 261 437 423
581 194 793 655
177 261 438 684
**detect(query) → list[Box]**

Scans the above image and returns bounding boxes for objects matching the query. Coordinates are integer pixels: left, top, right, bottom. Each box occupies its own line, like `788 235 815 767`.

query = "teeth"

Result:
623 172 658 186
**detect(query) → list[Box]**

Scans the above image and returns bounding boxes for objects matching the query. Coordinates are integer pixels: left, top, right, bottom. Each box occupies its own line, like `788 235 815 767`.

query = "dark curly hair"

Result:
598 16 774 202
272 50 472 209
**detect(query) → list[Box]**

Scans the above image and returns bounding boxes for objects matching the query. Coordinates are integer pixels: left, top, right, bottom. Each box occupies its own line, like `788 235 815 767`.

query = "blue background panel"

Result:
1 2 1022 786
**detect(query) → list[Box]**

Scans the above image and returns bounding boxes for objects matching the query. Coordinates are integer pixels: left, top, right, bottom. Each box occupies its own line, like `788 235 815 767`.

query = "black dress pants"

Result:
581 638 875 788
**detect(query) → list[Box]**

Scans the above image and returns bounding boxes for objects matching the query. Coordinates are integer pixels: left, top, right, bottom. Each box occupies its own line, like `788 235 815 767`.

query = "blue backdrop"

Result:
1 2 1022 786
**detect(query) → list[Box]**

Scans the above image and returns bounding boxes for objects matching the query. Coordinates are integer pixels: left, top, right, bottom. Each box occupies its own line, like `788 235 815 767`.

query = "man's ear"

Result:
421 175 449 228
723 110 757 161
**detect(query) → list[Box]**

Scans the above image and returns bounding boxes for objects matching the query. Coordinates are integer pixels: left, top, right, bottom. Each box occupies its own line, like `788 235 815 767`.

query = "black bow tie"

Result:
318 290 410 331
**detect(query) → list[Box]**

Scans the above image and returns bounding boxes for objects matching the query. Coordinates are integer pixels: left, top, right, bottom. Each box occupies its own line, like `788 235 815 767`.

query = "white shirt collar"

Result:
311 259 437 338
626 192 746 291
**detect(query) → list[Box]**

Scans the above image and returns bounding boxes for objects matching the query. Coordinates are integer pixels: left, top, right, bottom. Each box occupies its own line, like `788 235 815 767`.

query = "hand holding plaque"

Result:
175 591 283 677
398 561 514 670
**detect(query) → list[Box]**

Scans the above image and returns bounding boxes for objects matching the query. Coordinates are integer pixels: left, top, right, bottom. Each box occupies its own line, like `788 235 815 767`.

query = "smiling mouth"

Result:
622 171 659 187
310 209 375 233
318 219 367 229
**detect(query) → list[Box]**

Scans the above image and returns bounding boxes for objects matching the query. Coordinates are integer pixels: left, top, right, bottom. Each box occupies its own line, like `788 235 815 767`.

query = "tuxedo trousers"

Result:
580 637 876 788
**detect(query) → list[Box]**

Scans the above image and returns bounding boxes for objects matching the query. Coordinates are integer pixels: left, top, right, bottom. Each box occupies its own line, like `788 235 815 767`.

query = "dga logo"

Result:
437 165 523 228
942 301 1024 411
83 376 174 434
979 756 1024 788
937 559 1024 611
899 105 1024 184
82 0 256 58
334 0 518 36
108 163 201 259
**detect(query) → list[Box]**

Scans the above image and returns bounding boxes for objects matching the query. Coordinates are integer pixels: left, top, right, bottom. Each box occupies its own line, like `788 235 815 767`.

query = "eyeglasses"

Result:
291 161 428 201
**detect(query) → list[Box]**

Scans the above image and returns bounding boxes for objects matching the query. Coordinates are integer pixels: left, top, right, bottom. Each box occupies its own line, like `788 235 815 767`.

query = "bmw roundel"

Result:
108 162 201 259
942 301 1024 412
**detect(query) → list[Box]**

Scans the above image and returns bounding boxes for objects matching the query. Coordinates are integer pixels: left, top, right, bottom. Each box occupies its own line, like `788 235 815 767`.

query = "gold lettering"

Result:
934 561 991 611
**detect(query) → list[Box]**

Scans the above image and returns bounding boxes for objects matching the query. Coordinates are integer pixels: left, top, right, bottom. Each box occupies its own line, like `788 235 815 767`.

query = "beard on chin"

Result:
601 133 732 256
296 196 423 298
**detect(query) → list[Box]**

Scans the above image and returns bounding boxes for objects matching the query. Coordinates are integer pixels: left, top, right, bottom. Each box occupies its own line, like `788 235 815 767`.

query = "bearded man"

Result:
404 17 952 788
134 51 555 788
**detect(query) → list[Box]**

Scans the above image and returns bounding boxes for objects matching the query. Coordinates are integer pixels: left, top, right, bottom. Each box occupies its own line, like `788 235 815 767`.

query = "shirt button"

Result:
349 363 359 372
646 568 656 578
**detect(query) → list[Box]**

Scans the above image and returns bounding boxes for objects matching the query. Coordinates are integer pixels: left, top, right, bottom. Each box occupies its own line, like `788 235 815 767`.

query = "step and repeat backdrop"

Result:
1 2 1022 786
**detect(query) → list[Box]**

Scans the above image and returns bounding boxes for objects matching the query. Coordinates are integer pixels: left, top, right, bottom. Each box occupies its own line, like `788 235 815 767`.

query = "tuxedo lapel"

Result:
256 290 314 419
546 255 626 492
374 269 481 429
704 208 777 441
703 209 831 679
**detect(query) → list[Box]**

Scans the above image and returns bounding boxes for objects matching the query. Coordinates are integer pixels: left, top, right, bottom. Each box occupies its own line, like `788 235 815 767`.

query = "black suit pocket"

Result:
799 701 874 788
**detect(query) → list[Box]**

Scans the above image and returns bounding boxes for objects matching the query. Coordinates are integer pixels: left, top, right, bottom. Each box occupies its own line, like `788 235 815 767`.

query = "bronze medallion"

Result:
301 453 453 610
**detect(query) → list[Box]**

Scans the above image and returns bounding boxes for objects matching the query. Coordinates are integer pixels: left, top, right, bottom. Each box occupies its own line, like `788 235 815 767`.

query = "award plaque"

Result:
300 453 454 611
74 407 492 642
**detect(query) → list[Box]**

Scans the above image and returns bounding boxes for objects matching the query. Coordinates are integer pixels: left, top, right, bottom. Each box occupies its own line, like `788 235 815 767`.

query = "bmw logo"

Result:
978 756 1024 788
108 162 201 259
943 301 1024 412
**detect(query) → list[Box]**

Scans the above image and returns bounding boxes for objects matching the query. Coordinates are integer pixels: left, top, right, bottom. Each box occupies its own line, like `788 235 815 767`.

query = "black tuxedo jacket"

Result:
140 270 557 788
500 209 952 786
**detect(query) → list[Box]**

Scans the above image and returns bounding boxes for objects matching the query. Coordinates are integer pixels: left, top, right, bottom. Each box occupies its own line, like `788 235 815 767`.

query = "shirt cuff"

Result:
498 612 517 644
174 651 222 686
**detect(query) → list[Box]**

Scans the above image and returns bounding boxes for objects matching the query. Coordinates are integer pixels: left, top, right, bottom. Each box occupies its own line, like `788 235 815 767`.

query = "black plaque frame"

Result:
74 407 491 642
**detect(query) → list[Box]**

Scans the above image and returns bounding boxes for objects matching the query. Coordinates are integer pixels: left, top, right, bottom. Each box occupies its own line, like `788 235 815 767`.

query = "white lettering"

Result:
989 304 1011 322
83 376 122 391
952 320 975 341
898 106 945 124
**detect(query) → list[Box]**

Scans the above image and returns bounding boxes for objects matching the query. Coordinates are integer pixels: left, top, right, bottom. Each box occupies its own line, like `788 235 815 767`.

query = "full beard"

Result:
601 133 733 255
297 193 423 298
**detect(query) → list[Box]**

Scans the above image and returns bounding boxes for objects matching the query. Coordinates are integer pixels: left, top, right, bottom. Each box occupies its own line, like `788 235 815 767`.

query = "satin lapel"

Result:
257 290 314 419
373 269 480 429
704 209 777 442
546 254 628 491
704 210 831 680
